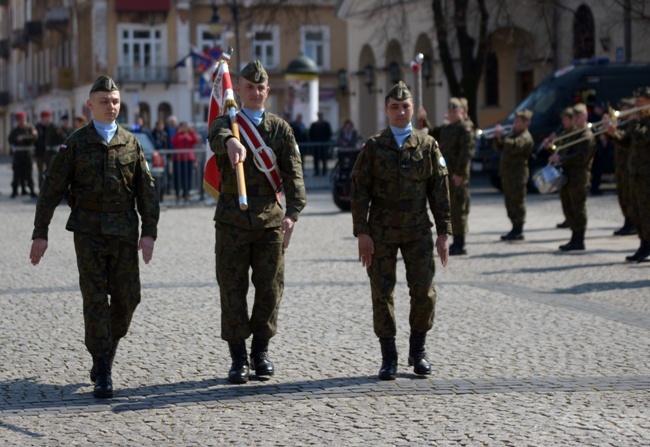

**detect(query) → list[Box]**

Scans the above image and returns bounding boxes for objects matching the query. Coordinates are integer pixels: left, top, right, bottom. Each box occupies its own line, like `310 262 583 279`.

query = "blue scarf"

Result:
242 108 265 127
93 119 117 144
390 123 412 149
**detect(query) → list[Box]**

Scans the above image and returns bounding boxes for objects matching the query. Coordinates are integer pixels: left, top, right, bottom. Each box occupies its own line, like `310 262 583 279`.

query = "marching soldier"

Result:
606 86 650 262
549 103 596 251
611 97 637 236
29 76 160 398
208 60 307 384
351 81 451 380
8 111 38 198
493 109 534 240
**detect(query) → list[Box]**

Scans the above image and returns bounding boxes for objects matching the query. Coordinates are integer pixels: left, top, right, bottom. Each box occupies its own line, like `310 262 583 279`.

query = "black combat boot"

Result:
90 340 119 384
614 218 637 236
407 331 431 376
559 231 585 251
228 342 250 384
501 224 524 241
449 236 467 256
250 337 274 377
378 337 398 380
10 187 18 199
92 353 114 398
626 241 650 262
556 220 569 229
29 186 37 199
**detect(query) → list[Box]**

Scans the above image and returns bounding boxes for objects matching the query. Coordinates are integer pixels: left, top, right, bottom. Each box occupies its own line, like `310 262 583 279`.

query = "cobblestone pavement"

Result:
1 160 649 446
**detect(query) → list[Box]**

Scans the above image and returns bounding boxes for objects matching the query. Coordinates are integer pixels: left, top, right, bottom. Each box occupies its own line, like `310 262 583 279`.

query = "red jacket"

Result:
171 130 199 162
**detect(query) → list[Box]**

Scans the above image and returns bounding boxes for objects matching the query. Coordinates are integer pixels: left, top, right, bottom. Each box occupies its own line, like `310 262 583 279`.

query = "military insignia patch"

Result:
59 144 67 152
295 143 301 155
255 72 261 82
439 156 446 167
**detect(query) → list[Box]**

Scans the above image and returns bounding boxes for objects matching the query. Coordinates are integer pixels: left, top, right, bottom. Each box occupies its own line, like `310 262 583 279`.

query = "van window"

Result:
508 85 558 120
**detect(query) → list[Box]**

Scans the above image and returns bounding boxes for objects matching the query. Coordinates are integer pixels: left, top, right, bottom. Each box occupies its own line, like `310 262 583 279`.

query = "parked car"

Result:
132 129 166 201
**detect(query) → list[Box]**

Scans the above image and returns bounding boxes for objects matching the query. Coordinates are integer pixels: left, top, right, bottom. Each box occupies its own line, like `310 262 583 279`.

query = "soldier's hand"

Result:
436 234 449 267
138 236 155 264
226 137 247 168
358 233 374 268
281 216 295 249
30 238 48 266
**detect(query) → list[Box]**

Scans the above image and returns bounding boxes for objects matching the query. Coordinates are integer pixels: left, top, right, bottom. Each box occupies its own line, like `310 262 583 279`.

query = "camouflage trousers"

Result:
74 232 141 355
450 180 470 236
366 225 437 339
630 174 650 241
560 176 589 232
502 173 528 226
215 223 284 343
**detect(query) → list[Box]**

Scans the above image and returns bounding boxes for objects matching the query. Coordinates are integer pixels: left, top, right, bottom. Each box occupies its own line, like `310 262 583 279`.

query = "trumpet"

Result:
476 124 513 139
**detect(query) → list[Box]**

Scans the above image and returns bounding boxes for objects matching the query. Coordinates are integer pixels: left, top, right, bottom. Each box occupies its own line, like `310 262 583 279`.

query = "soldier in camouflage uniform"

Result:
208 61 307 384
606 86 650 262
611 97 637 236
351 81 452 380
493 109 534 240
549 103 596 251
29 76 160 398
8 111 38 198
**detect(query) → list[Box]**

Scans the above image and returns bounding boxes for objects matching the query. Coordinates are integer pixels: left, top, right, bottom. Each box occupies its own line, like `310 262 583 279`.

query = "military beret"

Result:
90 75 118 94
618 97 636 108
515 109 533 121
15 111 27 119
40 110 52 118
240 60 268 83
634 86 650 99
448 97 462 110
561 107 575 117
573 103 587 114
385 81 412 101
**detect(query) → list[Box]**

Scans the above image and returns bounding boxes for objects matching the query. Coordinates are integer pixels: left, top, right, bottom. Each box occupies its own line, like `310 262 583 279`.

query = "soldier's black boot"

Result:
614 218 637 236
559 231 585 251
449 236 467 256
501 224 524 241
250 337 274 377
556 220 569 229
407 331 431 376
10 187 18 199
90 340 119 384
627 241 650 262
29 186 37 199
92 353 114 398
378 338 398 380
227 342 250 384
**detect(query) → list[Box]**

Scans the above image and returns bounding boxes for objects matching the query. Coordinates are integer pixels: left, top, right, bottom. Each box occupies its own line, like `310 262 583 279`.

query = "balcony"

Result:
115 0 170 12
45 7 70 31
0 39 9 59
116 65 176 85
0 91 11 106
11 29 27 50
25 20 44 42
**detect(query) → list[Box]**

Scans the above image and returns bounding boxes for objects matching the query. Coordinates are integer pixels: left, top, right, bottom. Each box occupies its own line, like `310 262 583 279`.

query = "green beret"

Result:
573 103 587 115
515 108 533 121
385 81 412 101
448 97 462 110
240 60 268 83
634 86 650 99
90 75 118 94
561 107 575 118
618 97 636 108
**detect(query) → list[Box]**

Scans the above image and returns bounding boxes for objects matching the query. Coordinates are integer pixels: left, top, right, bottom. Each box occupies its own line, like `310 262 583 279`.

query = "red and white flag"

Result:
203 52 236 200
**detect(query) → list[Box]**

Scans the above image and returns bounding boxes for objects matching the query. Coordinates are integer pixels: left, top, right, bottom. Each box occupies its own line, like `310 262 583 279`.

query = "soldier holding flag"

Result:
207 60 307 384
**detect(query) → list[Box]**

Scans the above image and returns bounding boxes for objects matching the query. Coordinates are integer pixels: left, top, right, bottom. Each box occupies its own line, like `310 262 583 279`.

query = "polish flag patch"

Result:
59 144 67 152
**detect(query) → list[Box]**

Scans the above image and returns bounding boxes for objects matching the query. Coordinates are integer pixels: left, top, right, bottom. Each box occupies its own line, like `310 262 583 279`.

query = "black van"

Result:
473 59 650 190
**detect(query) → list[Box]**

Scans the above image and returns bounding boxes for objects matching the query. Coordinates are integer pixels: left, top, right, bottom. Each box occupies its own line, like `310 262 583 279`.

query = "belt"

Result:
371 197 427 212
75 198 135 212
220 184 277 196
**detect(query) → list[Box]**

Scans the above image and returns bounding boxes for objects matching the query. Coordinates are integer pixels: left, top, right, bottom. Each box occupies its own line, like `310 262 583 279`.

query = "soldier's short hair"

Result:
90 75 118 94
618 97 636 109
634 86 650 99
561 107 575 118
459 97 469 111
515 109 533 121
240 60 268 83
448 97 462 110
572 103 587 115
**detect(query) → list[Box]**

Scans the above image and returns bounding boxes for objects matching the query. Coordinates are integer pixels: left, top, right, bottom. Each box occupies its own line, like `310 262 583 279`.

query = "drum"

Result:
532 164 567 194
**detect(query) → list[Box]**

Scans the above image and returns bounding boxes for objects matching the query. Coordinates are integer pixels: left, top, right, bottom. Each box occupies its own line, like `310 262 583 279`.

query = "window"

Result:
573 5 595 59
251 25 279 70
301 26 330 70
484 52 499 106
198 24 223 53
118 24 167 82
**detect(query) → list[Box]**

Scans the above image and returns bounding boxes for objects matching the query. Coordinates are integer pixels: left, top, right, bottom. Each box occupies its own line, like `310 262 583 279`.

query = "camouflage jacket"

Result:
611 117 650 176
494 129 534 173
208 112 307 229
431 120 474 179
32 122 160 241
559 127 595 180
8 125 38 149
350 127 452 237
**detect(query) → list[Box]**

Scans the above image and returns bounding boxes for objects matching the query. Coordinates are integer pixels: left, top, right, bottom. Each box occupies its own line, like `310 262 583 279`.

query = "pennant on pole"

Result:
203 49 237 200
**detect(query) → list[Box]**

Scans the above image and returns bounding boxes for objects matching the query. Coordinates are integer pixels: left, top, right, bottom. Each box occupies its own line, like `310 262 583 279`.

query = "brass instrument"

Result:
476 124 513 139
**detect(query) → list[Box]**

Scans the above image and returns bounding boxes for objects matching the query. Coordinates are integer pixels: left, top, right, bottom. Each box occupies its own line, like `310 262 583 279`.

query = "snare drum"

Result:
532 164 567 194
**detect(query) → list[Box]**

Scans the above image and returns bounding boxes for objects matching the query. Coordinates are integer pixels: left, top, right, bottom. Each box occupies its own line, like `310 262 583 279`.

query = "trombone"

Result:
476 124 513 139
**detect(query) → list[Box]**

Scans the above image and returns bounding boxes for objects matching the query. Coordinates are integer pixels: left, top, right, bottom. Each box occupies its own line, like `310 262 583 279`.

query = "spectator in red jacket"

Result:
171 122 199 203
